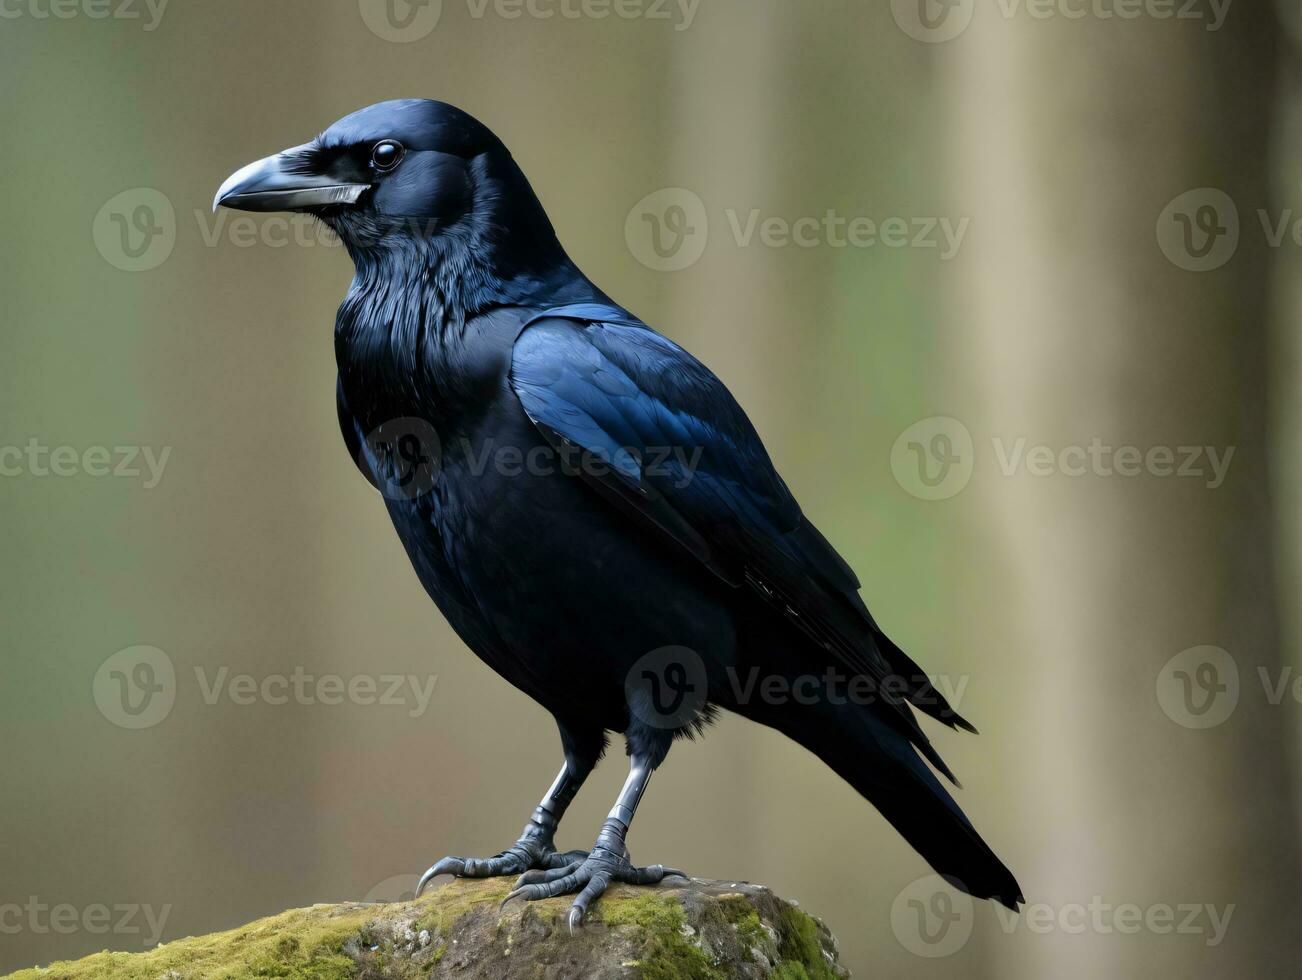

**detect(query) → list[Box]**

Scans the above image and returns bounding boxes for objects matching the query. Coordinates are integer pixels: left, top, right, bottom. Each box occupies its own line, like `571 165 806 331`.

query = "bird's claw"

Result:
498 820 685 931
417 835 588 897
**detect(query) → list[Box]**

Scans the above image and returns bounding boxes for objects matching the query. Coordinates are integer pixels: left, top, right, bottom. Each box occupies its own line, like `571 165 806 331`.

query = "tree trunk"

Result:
945 5 1300 977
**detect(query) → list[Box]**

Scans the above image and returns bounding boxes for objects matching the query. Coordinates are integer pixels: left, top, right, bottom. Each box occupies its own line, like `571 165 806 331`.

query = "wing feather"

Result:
510 306 972 775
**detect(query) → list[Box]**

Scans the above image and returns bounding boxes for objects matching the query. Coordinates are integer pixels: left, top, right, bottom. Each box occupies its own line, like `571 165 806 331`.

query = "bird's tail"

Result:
780 699 1023 910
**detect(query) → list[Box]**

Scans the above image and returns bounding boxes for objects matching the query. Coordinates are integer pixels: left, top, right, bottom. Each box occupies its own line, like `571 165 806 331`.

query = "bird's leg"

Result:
416 761 591 895
503 753 685 932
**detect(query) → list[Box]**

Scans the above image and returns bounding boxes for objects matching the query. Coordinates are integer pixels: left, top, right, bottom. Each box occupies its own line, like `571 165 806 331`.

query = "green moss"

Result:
773 964 812 980
411 876 509 935
4 904 379 980
599 892 686 934
713 895 768 952
4 879 842 980
630 938 722 980
773 902 838 980
597 891 721 980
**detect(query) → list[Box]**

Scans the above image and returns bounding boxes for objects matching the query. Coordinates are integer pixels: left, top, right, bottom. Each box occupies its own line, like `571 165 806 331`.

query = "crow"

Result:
215 99 1022 930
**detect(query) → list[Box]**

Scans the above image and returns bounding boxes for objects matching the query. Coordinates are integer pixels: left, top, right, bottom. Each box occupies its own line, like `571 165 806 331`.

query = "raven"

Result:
215 99 1022 929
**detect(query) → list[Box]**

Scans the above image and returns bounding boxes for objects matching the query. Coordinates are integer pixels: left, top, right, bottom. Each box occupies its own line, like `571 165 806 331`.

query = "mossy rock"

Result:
3 877 848 979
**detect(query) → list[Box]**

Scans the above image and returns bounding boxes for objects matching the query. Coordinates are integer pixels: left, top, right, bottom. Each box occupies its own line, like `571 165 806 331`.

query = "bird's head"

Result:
214 99 563 269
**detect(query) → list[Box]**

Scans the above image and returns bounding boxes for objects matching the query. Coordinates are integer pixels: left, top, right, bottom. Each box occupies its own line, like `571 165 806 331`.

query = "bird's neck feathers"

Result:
334 152 591 348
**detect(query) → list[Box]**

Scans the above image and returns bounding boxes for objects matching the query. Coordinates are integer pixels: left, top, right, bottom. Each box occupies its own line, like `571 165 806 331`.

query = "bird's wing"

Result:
510 305 971 771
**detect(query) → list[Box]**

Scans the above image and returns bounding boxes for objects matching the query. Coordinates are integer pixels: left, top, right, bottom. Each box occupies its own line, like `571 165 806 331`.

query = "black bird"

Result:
215 99 1022 929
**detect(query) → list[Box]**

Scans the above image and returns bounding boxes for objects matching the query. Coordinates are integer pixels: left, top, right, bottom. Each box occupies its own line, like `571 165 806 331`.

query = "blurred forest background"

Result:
2 1 1301 976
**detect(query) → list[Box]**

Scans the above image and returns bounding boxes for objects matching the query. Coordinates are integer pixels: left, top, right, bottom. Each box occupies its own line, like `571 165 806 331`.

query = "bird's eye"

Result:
371 140 404 172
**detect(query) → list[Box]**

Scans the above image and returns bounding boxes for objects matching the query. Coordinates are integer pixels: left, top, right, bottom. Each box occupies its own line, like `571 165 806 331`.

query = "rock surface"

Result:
5 876 849 979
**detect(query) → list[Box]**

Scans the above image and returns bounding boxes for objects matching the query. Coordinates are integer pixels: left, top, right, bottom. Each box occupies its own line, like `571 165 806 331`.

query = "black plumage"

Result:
215 99 1022 926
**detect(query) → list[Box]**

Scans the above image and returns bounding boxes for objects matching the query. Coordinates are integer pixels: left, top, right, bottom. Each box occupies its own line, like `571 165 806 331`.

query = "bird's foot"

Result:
416 822 588 896
502 818 685 933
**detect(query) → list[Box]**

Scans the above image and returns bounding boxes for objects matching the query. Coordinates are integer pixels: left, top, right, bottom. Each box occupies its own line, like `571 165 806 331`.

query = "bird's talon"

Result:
568 906 584 934
416 834 576 892
415 854 472 896
500 887 528 909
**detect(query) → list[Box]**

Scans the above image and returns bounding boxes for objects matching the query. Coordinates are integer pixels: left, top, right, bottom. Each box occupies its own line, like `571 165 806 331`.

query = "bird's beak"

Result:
213 143 370 213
